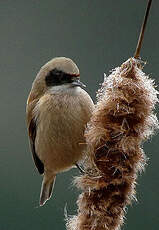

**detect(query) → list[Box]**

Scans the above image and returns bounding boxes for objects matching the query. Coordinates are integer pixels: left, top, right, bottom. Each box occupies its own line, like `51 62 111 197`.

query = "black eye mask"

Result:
45 68 77 86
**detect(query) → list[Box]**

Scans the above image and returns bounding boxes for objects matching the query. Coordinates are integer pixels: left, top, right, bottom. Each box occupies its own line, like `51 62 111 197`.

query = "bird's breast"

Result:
36 92 86 141
34 89 94 172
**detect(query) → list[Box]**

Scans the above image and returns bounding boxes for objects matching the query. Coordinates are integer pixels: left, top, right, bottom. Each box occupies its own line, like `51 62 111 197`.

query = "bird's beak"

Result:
71 80 86 88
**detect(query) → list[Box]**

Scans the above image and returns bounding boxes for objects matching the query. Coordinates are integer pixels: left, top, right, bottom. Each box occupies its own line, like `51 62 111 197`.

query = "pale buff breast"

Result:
34 86 94 173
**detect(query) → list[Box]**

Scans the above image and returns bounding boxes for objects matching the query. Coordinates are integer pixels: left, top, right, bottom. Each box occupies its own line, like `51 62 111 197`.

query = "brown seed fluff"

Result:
66 58 159 230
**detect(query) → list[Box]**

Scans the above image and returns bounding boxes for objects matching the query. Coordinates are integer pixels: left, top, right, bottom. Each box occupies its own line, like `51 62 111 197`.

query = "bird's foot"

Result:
75 163 85 174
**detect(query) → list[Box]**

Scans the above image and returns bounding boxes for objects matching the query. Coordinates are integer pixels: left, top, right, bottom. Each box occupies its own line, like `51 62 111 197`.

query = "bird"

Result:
26 57 94 206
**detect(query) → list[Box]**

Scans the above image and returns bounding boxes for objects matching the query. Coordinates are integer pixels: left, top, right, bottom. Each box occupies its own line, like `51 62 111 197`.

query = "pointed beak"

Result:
71 79 86 88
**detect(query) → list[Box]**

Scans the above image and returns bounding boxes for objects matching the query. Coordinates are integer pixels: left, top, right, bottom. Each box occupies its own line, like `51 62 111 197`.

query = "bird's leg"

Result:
75 163 85 174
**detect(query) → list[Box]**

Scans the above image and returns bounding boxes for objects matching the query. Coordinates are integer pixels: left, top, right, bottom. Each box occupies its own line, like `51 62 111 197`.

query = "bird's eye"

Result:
61 74 73 83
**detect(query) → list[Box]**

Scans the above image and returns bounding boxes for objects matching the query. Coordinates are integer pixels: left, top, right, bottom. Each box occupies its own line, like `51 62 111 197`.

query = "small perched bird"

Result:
26 57 94 206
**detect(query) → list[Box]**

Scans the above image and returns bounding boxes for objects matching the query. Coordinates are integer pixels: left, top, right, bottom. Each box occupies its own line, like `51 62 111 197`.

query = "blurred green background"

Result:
0 0 159 229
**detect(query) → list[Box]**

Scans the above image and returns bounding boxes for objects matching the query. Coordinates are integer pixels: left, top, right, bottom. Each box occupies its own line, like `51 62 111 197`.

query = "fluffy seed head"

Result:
66 58 159 230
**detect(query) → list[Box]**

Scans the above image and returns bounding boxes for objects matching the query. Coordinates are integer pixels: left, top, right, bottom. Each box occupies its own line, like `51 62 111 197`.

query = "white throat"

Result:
48 84 81 95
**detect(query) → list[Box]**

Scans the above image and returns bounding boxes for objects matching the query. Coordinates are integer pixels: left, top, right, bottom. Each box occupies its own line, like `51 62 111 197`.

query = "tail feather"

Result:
39 174 56 206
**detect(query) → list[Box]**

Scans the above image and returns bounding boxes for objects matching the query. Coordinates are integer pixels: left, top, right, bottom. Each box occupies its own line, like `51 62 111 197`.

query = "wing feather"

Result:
26 95 44 174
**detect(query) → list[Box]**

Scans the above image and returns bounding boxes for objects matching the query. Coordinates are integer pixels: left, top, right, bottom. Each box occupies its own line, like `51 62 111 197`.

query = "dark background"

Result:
0 0 159 229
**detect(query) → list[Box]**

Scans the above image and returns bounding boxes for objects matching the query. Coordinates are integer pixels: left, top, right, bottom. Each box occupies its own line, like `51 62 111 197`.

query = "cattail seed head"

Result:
66 58 158 230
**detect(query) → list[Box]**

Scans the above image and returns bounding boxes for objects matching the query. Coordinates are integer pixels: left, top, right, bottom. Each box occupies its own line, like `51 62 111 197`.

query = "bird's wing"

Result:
26 95 44 174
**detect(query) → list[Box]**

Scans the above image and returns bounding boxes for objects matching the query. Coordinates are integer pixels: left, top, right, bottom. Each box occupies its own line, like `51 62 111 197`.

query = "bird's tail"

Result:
39 173 56 206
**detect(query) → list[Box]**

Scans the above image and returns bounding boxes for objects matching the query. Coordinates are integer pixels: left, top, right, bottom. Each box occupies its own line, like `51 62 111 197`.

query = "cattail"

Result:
66 57 158 230
66 1 158 230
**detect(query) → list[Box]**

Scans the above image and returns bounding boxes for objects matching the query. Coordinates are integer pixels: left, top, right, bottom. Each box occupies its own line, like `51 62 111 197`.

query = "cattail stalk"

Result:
134 0 152 58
